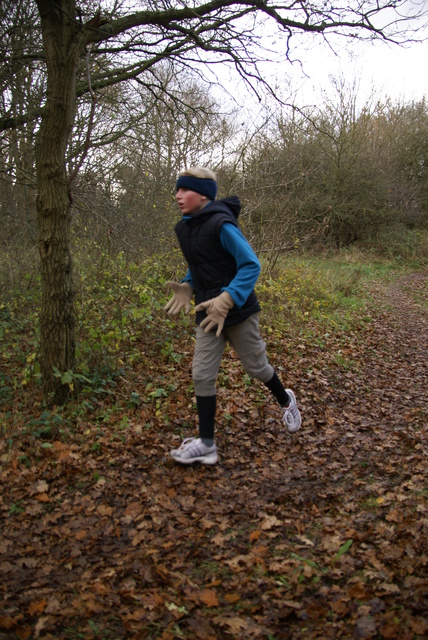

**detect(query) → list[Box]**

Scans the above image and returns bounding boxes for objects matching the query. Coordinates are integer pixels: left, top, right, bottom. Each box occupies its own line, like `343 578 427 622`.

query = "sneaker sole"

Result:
170 452 218 465
287 424 301 433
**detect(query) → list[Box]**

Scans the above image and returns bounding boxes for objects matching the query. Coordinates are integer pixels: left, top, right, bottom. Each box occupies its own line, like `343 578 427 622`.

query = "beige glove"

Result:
164 281 193 315
195 291 234 337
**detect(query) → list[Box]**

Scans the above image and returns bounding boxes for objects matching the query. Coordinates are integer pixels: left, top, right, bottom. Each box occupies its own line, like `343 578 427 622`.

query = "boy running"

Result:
165 166 301 465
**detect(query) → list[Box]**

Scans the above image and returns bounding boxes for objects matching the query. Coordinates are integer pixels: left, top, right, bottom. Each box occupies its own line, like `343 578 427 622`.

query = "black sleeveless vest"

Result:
175 197 260 328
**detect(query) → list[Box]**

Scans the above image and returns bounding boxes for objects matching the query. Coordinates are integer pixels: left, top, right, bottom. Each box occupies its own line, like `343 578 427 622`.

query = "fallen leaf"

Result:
214 616 250 633
0 616 18 630
249 530 261 542
28 599 47 615
75 529 87 540
354 615 377 639
32 480 49 494
199 589 219 607
283 600 303 610
224 593 241 603
261 515 282 530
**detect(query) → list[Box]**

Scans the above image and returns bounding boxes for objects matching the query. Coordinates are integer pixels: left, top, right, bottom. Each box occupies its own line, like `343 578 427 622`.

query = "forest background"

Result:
0 0 427 434
2 0 428 403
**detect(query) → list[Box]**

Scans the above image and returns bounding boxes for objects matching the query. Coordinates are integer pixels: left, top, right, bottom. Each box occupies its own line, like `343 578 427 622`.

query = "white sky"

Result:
279 0 428 106
212 2 428 114
292 36 428 106
213 37 428 126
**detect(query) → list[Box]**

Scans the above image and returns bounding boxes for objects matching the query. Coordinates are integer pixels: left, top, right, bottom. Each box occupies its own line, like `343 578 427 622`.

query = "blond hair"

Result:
178 166 217 181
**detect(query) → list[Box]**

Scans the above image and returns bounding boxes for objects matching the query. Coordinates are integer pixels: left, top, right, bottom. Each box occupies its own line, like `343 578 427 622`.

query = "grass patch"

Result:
258 252 384 336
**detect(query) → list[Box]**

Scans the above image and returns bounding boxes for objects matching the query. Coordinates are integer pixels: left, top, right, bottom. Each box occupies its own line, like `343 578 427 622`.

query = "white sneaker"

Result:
282 389 301 433
170 437 218 465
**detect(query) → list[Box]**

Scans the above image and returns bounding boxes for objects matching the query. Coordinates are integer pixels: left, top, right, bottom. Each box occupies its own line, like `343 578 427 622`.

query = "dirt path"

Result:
364 271 428 425
1 271 427 639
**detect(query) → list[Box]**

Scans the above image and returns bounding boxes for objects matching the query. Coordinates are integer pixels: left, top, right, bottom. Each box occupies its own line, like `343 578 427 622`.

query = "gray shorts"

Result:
192 313 274 396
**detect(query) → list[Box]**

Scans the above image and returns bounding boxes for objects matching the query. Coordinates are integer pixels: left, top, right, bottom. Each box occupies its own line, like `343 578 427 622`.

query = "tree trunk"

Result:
35 0 80 404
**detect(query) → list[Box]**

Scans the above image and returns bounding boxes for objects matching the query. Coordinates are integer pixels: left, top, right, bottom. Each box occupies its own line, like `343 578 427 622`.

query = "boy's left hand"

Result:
195 291 234 337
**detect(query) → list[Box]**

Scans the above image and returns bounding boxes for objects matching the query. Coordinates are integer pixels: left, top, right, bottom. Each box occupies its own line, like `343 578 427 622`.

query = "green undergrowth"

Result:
0 240 424 445
259 248 407 338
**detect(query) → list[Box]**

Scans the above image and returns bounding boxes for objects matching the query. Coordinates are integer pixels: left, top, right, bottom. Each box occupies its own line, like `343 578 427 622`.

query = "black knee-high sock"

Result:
265 371 290 407
196 395 216 445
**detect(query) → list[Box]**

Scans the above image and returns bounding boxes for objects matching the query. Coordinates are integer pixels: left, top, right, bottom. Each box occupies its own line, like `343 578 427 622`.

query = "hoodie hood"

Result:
202 195 241 220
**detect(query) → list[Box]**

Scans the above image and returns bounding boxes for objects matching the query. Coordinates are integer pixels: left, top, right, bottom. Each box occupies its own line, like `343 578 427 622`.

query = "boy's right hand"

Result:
164 281 193 315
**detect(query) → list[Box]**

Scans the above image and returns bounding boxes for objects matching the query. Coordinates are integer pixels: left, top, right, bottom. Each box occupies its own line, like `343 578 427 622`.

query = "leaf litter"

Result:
0 272 427 639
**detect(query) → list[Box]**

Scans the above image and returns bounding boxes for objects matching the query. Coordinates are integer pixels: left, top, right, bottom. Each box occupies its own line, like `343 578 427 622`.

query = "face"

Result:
176 188 208 215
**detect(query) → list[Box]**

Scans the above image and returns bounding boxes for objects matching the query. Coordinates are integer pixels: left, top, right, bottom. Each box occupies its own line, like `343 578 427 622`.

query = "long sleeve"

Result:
181 269 193 287
219 223 260 308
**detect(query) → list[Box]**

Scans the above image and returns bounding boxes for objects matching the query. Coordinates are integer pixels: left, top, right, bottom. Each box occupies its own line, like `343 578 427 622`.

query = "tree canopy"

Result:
1 0 426 133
